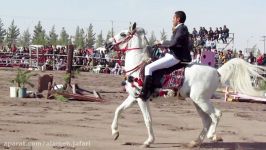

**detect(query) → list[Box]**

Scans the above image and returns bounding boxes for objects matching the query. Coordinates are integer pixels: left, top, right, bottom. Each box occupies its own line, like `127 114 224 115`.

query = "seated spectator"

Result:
192 48 201 63
111 62 121 75
102 64 111 74
199 27 204 39
219 27 224 42
210 40 216 50
193 36 201 47
213 27 220 42
56 59 66 70
192 28 198 38
205 37 212 50
208 27 214 40
202 27 208 37
221 25 229 43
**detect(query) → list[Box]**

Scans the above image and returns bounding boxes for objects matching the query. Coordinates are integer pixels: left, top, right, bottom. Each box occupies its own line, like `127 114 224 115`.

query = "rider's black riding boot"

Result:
139 75 153 101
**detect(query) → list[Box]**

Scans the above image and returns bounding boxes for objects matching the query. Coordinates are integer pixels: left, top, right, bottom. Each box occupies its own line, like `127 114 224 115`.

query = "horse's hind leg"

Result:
206 107 222 141
190 84 223 143
111 95 136 140
189 102 212 147
192 96 222 140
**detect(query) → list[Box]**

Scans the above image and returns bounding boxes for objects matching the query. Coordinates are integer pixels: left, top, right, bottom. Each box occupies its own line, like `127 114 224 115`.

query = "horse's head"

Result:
105 22 147 53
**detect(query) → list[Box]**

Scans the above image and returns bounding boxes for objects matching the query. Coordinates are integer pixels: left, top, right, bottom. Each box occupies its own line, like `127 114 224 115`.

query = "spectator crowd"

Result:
1 25 266 76
0 45 124 75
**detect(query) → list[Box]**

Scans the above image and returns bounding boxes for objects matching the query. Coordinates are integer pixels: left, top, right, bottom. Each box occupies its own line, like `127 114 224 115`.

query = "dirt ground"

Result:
0 69 266 150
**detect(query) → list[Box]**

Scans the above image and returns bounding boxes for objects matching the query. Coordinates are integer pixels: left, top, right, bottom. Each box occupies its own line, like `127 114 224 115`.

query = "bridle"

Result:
112 30 143 54
111 30 147 75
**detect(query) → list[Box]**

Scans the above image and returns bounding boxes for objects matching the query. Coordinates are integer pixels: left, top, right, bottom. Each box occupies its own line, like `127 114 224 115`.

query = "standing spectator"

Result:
261 54 266 65
214 50 219 67
188 34 194 52
257 54 263 65
104 51 110 63
11 44 17 53
100 51 106 65
238 50 244 59
247 52 256 64
221 51 228 64
217 51 223 67
192 28 198 38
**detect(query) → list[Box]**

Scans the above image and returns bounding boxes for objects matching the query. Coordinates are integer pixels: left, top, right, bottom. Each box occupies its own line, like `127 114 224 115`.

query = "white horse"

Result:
107 23 266 148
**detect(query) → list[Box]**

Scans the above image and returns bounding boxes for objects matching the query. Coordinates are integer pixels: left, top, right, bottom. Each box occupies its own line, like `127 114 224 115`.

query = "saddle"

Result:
126 46 191 97
152 63 188 89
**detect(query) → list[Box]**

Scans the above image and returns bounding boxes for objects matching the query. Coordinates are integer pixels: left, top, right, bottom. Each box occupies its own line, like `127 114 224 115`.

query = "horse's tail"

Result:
217 58 266 96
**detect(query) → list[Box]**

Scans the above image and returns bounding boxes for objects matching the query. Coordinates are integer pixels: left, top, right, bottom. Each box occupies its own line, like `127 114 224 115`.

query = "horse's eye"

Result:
120 33 127 37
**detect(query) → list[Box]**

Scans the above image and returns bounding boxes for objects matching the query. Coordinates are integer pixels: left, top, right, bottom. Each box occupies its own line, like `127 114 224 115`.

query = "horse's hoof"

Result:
141 144 150 148
113 132 119 140
184 140 201 148
212 135 223 142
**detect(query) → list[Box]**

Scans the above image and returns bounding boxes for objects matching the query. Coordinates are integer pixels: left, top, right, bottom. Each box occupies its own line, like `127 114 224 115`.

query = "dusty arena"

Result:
0 69 266 150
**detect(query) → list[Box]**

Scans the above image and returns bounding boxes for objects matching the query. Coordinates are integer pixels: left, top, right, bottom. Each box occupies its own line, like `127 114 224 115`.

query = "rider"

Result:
139 11 191 101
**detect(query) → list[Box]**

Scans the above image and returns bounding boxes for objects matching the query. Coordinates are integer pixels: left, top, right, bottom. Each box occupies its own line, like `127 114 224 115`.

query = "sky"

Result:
0 0 266 52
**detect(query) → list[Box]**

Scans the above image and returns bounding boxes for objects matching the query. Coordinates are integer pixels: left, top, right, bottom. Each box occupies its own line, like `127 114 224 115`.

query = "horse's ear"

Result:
132 22 137 31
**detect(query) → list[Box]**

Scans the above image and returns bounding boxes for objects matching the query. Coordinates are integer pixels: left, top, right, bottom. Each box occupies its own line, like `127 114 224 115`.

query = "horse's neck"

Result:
125 50 144 77
124 33 149 77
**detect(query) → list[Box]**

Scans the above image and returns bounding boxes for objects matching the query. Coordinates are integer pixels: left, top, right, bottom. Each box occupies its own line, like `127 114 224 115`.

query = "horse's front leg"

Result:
137 98 155 147
111 95 136 140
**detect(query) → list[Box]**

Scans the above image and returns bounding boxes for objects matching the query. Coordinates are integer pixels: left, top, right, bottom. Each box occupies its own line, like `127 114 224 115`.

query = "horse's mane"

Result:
134 27 151 62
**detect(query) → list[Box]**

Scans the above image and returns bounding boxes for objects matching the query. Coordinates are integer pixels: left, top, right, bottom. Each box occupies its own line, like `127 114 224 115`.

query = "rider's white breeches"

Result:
145 53 180 76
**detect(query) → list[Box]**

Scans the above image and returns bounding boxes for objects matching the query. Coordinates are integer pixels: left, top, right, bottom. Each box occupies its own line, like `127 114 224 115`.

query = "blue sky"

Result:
0 0 265 52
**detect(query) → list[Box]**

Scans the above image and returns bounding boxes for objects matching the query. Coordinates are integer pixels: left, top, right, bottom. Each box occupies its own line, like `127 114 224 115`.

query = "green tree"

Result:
6 20 20 45
79 28 85 48
96 31 104 48
160 29 167 41
59 27 69 46
48 25 58 46
18 29 31 47
0 18 6 45
74 26 80 47
32 21 46 45
149 31 157 45
86 23 95 48
105 30 112 43
74 26 85 49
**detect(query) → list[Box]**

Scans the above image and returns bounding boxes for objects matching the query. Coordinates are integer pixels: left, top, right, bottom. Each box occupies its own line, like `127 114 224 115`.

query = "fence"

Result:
0 51 124 71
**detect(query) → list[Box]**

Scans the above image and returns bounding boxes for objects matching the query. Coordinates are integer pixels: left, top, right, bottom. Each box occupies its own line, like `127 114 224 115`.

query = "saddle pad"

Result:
161 68 185 89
